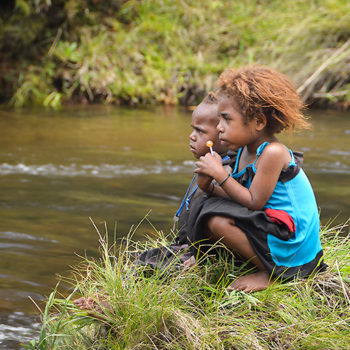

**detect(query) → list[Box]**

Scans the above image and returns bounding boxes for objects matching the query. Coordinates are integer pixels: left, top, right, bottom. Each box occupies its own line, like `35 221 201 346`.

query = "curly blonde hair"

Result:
217 66 310 133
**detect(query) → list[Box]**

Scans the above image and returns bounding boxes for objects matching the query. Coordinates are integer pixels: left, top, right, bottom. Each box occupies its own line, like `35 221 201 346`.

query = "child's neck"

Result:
245 133 277 155
238 134 278 170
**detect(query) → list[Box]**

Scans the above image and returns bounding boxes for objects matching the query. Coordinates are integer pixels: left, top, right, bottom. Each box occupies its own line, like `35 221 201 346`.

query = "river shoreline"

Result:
1 1 349 109
27 222 350 349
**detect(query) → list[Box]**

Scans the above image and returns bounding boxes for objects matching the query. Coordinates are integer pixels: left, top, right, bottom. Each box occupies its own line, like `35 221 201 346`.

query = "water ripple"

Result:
315 161 350 174
0 231 58 243
0 242 34 250
0 159 349 177
0 312 40 345
0 161 196 178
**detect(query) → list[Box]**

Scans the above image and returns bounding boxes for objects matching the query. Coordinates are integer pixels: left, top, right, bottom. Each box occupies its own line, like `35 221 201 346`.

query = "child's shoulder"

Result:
261 141 288 153
257 142 292 169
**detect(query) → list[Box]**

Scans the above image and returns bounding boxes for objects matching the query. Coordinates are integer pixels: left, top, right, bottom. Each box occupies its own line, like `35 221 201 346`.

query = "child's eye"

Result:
220 113 230 121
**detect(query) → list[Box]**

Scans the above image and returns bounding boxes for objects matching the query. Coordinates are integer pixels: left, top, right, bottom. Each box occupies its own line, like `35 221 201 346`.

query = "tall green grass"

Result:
27 220 350 349
2 0 350 108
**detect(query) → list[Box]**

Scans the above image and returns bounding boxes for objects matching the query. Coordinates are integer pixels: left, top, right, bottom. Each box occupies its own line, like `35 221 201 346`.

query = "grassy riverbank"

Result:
28 220 350 349
1 0 350 109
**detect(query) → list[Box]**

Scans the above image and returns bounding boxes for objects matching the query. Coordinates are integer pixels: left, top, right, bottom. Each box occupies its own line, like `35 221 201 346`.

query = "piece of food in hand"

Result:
206 140 214 155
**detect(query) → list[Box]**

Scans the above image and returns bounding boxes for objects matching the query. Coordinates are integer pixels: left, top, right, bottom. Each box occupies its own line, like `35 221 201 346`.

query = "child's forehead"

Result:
192 103 219 124
217 95 241 112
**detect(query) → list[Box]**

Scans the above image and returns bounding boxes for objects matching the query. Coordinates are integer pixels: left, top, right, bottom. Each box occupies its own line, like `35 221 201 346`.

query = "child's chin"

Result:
190 149 198 157
193 152 203 160
220 140 230 147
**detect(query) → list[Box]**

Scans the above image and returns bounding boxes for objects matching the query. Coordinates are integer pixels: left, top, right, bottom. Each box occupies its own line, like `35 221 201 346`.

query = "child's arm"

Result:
196 173 231 198
196 173 212 192
195 144 290 210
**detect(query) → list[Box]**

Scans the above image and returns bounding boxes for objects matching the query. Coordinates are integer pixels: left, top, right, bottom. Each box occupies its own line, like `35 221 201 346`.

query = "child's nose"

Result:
189 132 196 140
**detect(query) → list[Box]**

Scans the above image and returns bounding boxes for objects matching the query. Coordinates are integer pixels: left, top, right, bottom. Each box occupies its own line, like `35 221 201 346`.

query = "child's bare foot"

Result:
73 296 87 309
228 271 273 293
183 255 196 269
73 294 112 317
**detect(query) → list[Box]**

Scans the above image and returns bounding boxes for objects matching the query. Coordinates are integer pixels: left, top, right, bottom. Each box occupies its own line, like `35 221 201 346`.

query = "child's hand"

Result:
194 152 226 179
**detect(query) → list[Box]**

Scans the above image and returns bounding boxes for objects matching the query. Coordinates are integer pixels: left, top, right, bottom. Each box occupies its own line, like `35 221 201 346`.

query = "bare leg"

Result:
207 216 273 293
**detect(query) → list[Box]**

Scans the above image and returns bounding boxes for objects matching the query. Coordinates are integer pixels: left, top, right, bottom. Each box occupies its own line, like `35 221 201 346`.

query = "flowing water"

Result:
0 106 349 348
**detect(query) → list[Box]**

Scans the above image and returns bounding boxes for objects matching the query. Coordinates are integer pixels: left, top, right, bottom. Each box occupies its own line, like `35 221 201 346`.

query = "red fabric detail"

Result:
265 208 296 233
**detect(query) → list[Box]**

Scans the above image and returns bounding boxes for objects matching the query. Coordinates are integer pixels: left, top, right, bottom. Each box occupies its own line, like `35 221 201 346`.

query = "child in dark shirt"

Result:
174 92 231 244
135 92 233 269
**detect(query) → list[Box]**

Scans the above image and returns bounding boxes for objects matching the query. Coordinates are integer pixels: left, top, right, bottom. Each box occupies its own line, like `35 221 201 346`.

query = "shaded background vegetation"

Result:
1 0 350 108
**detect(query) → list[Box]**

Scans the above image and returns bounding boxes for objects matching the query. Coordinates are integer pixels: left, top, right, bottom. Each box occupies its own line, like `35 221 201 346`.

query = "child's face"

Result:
189 103 227 159
217 97 256 151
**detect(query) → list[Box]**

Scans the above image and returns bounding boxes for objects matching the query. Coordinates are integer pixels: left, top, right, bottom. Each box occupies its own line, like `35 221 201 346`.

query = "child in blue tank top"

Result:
194 66 326 293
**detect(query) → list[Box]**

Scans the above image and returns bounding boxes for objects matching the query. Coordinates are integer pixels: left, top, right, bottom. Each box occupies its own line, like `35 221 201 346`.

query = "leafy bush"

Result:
1 0 350 108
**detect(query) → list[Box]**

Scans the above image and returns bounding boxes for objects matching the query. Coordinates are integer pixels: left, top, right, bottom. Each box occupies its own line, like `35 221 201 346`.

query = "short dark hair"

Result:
201 91 218 105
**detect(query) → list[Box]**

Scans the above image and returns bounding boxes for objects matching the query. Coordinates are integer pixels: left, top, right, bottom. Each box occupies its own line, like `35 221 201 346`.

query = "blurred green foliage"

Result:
1 0 349 108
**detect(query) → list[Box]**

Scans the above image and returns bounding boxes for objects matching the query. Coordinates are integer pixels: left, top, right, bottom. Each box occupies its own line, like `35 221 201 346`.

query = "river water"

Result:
0 106 349 348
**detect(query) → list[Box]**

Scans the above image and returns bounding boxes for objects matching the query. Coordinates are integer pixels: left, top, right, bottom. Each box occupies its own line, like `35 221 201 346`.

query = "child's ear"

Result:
255 113 267 131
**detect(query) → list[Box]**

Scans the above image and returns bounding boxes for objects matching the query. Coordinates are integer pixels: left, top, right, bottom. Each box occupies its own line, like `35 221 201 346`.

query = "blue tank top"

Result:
232 142 322 267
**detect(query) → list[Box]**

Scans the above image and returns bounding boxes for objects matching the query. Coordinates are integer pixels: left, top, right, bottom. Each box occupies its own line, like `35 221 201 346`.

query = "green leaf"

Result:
15 0 31 16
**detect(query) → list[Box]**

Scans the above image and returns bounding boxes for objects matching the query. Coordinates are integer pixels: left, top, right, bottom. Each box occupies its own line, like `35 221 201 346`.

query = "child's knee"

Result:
207 215 234 233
